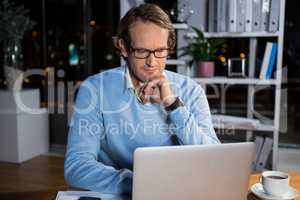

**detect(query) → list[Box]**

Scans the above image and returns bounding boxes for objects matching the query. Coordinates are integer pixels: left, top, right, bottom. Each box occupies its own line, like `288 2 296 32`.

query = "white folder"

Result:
268 0 280 32
252 0 262 31
228 0 238 32
245 0 253 32
253 136 264 171
261 0 270 31
236 0 246 32
208 0 217 32
217 0 227 32
256 137 273 171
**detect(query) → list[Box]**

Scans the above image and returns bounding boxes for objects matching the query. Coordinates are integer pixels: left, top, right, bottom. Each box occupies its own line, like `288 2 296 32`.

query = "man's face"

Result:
120 20 169 84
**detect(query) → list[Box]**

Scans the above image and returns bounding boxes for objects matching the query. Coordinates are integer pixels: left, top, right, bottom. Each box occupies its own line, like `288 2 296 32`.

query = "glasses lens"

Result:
134 49 149 59
154 49 169 58
131 47 169 59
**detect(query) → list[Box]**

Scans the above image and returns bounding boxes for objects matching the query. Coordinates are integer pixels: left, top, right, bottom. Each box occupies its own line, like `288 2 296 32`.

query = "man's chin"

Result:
143 72 162 81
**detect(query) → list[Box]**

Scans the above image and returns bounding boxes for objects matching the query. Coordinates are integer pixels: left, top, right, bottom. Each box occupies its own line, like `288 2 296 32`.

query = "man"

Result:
64 3 219 194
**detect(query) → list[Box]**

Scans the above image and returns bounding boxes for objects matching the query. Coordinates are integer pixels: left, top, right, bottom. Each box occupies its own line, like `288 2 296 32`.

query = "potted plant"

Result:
180 26 226 77
0 0 36 90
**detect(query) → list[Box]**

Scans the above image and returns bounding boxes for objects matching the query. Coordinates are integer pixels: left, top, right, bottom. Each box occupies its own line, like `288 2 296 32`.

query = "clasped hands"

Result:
137 75 176 107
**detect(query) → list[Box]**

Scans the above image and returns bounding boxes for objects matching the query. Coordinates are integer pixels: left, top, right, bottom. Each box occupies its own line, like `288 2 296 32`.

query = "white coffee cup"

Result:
261 171 290 197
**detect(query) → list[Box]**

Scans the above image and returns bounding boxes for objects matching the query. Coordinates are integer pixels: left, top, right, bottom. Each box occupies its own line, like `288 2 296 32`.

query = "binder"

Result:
253 136 264 171
259 42 273 80
228 0 238 32
265 43 277 79
268 0 280 32
256 137 273 171
236 0 246 32
245 0 253 32
261 0 270 31
208 0 217 32
252 0 262 31
217 0 227 32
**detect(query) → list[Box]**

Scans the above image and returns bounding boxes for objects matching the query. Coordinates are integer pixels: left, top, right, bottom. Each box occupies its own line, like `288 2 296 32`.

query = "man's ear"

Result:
117 38 129 58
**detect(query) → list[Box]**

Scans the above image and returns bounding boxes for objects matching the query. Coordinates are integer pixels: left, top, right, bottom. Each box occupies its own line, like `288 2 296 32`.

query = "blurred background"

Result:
0 0 299 170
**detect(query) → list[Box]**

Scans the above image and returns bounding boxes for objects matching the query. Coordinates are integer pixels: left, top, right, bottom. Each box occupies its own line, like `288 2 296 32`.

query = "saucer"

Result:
250 183 299 200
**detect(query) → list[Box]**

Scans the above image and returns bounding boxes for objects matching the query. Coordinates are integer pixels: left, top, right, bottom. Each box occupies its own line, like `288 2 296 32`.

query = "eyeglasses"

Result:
130 46 169 59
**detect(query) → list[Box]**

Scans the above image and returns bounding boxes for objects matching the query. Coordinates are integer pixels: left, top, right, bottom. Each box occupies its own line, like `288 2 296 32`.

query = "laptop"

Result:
132 142 255 200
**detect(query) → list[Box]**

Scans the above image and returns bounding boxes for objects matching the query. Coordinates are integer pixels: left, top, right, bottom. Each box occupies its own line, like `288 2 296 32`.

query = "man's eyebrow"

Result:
134 46 168 50
155 47 169 50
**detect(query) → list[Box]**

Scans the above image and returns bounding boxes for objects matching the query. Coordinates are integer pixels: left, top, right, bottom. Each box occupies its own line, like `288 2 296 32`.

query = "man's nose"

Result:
145 52 158 66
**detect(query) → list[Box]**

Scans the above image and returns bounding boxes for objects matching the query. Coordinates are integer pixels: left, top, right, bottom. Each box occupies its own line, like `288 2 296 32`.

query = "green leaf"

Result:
179 26 227 63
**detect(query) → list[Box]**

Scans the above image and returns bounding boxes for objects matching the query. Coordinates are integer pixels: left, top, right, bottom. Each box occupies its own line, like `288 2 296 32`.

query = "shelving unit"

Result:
213 122 274 132
187 31 280 38
175 0 286 170
166 59 186 66
172 23 189 30
194 77 279 85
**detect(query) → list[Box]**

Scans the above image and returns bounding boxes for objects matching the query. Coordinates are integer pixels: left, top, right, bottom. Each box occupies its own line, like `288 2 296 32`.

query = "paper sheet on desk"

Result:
55 191 130 200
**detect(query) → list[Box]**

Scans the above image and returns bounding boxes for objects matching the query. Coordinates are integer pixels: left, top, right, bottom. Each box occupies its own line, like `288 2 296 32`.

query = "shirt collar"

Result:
125 65 169 104
125 64 167 90
125 65 144 103
125 65 135 90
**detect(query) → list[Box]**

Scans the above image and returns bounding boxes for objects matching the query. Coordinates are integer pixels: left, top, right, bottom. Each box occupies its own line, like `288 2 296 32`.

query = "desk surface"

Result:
1 172 299 200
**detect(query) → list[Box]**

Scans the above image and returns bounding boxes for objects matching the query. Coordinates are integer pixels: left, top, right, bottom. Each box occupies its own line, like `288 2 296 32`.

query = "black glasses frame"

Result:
130 46 170 59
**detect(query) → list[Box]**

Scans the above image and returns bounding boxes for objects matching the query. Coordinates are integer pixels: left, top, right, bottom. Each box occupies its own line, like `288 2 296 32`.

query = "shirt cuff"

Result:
120 169 133 193
167 105 190 129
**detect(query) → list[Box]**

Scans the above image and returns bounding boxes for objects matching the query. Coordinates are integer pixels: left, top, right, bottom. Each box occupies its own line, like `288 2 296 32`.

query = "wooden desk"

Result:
0 190 59 200
1 172 299 200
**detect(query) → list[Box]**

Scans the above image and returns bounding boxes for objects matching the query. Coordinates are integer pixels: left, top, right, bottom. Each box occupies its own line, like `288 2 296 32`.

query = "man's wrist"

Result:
165 97 184 112
163 96 176 107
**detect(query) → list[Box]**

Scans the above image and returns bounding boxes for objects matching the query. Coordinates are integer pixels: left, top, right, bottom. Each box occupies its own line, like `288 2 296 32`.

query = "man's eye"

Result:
156 49 165 53
136 49 148 54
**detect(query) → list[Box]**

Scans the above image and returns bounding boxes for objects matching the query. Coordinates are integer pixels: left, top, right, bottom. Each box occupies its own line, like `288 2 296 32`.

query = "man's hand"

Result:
137 75 176 107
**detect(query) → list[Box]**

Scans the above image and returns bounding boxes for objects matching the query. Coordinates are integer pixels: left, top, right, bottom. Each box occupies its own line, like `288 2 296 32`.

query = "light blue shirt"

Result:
64 65 220 194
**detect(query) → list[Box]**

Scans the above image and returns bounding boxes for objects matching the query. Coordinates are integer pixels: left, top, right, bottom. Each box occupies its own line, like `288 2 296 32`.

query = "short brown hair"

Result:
117 3 176 51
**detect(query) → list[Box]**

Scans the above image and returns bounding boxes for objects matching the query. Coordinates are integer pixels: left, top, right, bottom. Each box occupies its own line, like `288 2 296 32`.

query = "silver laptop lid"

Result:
132 142 255 200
